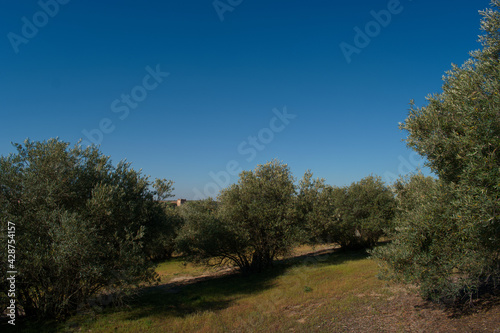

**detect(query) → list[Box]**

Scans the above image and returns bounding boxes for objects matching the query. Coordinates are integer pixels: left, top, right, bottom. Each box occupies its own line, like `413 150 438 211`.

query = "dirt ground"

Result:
148 247 500 333
332 284 500 333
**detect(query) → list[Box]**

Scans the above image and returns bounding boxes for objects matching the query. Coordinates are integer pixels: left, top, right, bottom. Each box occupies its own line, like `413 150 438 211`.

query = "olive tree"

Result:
371 174 474 302
295 170 330 244
0 139 174 319
298 174 395 249
176 160 298 273
336 175 396 249
374 1 500 303
176 198 249 268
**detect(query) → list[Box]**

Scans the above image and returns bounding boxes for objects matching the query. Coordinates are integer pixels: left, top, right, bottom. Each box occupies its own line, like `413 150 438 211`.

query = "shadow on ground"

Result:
0 247 370 332
119 247 369 321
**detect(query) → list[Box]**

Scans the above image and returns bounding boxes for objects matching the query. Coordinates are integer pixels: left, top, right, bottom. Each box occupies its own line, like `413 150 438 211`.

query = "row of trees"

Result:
176 0 500 306
3 2 498 319
176 160 395 273
0 144 395 319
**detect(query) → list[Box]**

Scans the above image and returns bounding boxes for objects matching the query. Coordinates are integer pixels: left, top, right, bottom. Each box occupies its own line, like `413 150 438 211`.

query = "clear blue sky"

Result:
0 0 491 199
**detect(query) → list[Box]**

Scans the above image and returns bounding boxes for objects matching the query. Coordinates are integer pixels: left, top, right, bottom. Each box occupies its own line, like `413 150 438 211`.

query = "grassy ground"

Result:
4 246 500 332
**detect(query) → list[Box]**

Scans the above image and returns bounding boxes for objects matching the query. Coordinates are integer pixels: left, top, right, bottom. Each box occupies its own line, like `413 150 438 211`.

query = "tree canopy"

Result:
177 160 298 273
374 0 500 304
0 139 174 318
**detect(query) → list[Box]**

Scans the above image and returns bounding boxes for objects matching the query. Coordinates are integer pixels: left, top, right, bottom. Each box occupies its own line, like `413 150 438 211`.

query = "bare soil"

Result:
330 283 500 332
147 247 500 332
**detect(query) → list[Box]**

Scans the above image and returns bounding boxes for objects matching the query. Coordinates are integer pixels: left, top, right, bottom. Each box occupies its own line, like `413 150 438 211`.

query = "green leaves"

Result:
0 138 174 318
376 0 500 305
177 160 298 273
298 174 395 250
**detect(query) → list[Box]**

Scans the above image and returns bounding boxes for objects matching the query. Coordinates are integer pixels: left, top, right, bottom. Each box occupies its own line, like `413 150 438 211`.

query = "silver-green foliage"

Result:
374 0 500 303
0 139 173 318
299 173 395 249
176 160 298 273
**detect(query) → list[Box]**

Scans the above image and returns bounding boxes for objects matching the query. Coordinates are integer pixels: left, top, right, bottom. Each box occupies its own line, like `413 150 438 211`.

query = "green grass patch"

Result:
154 257 221 283
2 248 396 332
